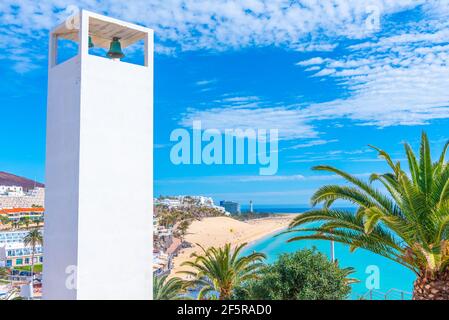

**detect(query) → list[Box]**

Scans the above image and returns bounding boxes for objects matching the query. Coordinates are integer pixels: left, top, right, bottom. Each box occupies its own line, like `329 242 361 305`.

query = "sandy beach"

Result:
170 215 297 279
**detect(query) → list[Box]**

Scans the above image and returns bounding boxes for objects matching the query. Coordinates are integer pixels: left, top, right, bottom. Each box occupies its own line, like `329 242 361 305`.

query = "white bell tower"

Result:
44 10 153 300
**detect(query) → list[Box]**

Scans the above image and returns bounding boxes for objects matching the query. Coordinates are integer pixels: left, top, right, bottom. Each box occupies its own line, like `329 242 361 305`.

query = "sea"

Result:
239 205 416 300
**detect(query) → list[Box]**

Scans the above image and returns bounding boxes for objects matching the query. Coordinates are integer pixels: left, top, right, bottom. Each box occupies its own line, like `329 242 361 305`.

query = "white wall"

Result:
76 54 153 300
43 55 81 300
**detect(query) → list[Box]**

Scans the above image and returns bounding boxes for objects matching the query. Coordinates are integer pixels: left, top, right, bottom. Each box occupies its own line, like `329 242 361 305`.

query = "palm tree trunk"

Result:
219 288 232 300
413 271 449 300
30 245 35 289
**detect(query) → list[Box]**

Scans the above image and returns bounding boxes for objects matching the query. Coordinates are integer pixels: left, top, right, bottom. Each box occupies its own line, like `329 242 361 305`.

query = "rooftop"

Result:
53 10 150 50
0 207 44 215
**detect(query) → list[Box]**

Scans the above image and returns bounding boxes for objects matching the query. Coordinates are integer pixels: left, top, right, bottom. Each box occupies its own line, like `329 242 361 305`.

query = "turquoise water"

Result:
241 218 416 300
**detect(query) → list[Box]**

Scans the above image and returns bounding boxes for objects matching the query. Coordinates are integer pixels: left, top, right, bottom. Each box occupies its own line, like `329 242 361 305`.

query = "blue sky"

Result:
1 1 449 205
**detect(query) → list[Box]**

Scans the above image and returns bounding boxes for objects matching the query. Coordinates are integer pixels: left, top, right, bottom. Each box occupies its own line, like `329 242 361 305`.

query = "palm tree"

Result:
179 243 266 300
20 217 31 229
176 220 191 242
340 266 359 285
35 216 44 227
11 220 20 230
0 215 10 228
23 228 43 287
287 133 449 300
153 274 186 300
0 267 10 280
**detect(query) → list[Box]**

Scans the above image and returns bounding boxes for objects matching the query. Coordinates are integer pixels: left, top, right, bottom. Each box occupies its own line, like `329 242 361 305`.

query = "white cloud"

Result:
312 68 336 77
348 158 407 163
294 43 338 52
181 14 449 141
301 22 449 127
196 79 217 86
219 96 260 103
179 103 318 140
304 66 321 72
180 14 449 138
296 57 325 66
3 0 449 141
154 44 177 55
289 139 338 149
0 0 431 72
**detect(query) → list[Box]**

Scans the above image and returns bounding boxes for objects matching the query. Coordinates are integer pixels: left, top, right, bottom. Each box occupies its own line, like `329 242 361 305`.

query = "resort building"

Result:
153 252 170 277
0 207 44 222
0 229 44 267
220 201 241 215
0 186 25 197
0 242 43 268
0 230 43 245
156 198 182 207
153 215 186 277
155 195 227 214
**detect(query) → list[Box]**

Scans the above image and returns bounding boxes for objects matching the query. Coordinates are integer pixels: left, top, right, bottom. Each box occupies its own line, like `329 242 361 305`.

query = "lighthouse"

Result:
43 10 153 299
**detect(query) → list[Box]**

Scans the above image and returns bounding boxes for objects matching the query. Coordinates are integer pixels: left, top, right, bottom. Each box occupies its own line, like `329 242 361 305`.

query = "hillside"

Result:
0 171 44 190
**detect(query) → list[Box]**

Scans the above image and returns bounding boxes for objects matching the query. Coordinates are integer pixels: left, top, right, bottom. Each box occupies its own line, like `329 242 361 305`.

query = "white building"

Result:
26 187 45 198
0 187 44 209
0 186 24 197
0 230 43 245
156 198 182 207
155 195 227 213
44 10 153 300
0 242 43 268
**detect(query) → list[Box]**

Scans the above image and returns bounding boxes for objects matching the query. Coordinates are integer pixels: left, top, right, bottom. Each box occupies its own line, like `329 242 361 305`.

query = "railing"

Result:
359 288 412 300
0 287 19 300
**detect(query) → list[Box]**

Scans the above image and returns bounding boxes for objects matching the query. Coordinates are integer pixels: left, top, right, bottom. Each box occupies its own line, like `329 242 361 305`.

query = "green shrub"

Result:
233 248 353 300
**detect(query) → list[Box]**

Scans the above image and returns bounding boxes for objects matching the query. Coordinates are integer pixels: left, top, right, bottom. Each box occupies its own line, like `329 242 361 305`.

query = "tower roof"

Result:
52 10 150 50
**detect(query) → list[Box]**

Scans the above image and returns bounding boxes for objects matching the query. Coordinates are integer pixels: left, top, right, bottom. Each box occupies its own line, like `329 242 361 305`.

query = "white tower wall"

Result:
44 10 153 300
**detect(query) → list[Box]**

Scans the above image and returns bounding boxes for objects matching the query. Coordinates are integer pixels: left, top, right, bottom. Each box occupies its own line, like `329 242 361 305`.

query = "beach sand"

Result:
170 215 297 279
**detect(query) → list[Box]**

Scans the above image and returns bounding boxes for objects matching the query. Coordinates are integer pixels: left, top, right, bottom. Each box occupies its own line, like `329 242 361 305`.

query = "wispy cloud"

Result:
288 139 338 149
179 103 318 140
219 96 260 103
295 57 326 66
180 5 449 140
348 157 407 163
156 173 372 184
301 22 449 127
294 43 338 52
196 79 217 86
288 148 375 163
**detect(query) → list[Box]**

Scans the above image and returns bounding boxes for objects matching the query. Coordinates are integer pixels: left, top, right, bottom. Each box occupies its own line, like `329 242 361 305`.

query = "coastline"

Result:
169 214 297 279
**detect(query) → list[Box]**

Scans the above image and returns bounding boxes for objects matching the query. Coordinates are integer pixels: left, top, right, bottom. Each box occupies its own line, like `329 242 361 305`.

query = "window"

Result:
25 258 30 265
6 260 12 267
16 258 23 265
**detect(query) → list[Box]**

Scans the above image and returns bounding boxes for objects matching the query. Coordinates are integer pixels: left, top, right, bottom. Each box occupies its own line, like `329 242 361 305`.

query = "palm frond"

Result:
289 132 449 275
178 243 266 300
